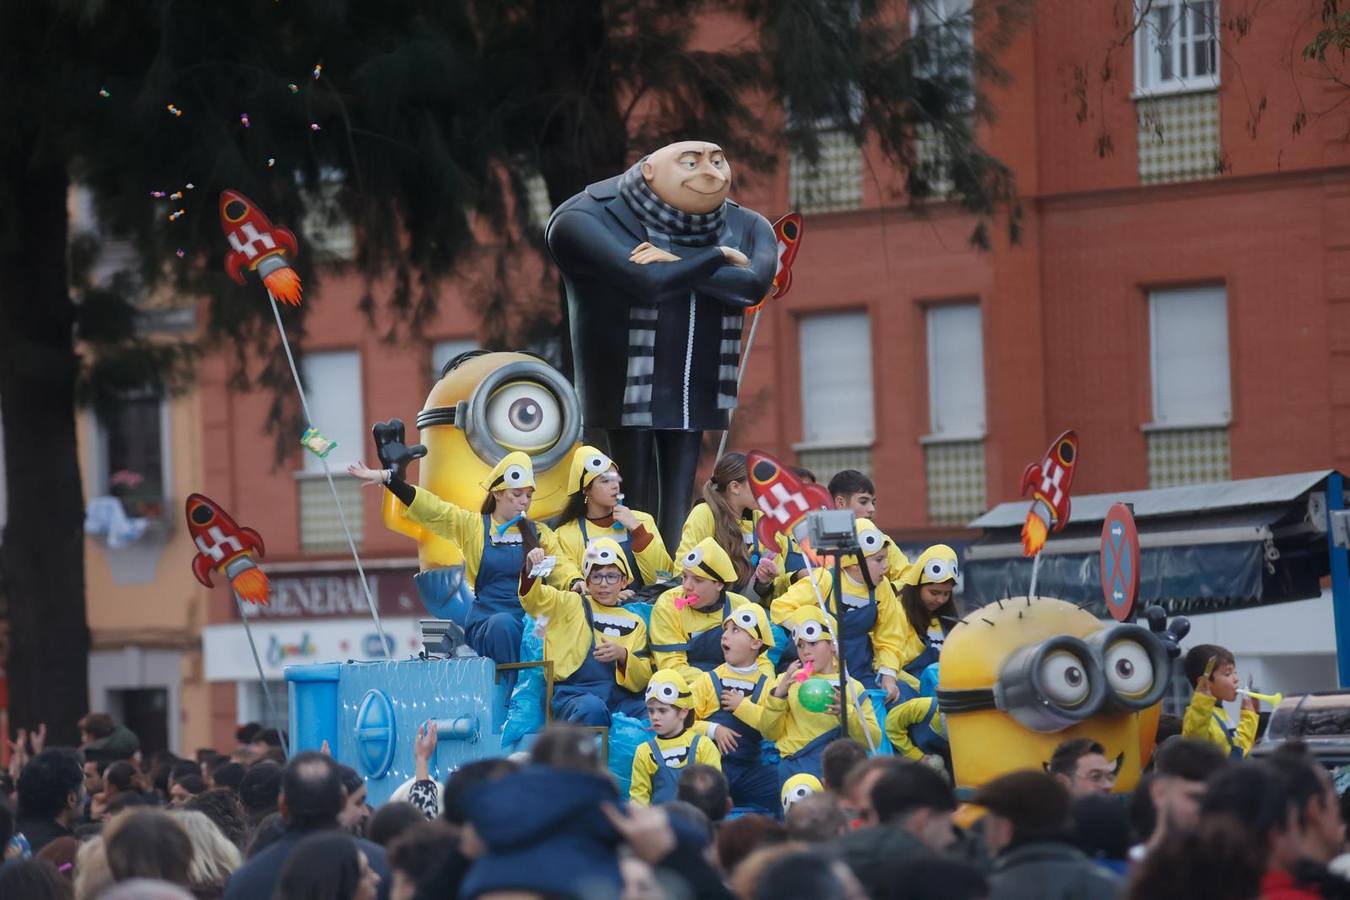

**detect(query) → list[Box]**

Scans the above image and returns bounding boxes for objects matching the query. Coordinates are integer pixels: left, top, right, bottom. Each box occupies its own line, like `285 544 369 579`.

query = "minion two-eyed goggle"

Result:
416 360 582 471
936 623 1169 732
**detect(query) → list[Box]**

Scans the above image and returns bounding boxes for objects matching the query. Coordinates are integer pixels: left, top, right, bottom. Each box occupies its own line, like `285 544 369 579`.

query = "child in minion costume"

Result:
551 446 673 590
760 607 881 789
650 537 773 682
885 663 949 772
780 773 824 816
630 670 723 806
770 519 914 705
519 542 653 725
892 545 961 700
351 449 581 684
682 604 780 814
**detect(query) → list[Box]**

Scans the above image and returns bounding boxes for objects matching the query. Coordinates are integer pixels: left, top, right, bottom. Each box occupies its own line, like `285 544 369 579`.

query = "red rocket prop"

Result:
770 213 803 299
219 189 303 305
1020 430 1080 557
746 450 833 548
748 213 803 311
185 493 269 605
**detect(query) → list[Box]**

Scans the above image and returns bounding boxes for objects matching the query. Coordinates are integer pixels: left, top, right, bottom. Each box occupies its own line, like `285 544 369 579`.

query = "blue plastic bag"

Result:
502 614 546 748
607 712 653 798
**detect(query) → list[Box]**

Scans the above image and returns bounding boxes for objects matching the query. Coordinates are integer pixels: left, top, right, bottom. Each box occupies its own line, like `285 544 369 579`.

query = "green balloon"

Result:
797 677 834 713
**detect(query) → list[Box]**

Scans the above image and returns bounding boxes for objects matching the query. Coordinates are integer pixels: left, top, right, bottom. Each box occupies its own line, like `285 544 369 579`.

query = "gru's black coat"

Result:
546 175 777 431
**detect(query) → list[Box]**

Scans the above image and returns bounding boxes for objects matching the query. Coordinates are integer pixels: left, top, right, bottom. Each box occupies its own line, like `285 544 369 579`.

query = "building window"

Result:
923 302 986 525
1134 0 1218 96
910 0 974 198
789 129 864 214
96 392 168 520
523 172 554 229
431 338 479 386
1137 91 1220 185
298 351 364 552
796 312 874 476
299 170 356 261
1147 285 1231 487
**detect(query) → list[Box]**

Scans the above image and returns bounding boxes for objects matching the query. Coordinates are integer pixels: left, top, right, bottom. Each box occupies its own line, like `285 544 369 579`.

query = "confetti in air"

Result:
150 191 166 199
312 63 323 79
169 209 185 221
98 88 110 98
186 183 195 190
288 83 299 94
175 249 185 258
240 113 250 128
309 123 320 132
170 191 183 200
166 103 182 117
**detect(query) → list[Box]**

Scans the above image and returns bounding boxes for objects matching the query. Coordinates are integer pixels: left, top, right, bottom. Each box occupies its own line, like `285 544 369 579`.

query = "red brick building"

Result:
194 0 1350 747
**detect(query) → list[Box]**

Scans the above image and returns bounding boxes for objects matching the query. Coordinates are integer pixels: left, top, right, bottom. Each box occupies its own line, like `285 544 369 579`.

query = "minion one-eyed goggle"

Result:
416 360 582 472
646 679 693 707
936 623 1169 732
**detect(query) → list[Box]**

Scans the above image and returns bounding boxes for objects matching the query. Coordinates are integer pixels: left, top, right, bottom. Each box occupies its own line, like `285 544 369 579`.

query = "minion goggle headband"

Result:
415 360 582 472
645 680 692 705
725 607 766 641
935 623 1169 733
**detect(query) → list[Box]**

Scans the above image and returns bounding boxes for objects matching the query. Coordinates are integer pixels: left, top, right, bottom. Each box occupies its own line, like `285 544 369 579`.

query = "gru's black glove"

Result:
1144 604 1190 658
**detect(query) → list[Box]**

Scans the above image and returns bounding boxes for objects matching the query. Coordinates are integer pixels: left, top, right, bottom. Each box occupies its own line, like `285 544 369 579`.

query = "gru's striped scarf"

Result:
617 161 743 427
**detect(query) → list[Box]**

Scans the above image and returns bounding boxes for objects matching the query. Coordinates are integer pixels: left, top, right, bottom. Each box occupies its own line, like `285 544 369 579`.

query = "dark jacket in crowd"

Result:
220 826 390 900
834 824 930 896
987 839 1122 900
14 818 72 855
462 765 624 899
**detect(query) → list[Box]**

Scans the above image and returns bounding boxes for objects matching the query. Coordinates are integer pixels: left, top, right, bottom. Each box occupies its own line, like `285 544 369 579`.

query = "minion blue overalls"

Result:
835 582 881 694
1214 713 1245 760
468 514 528 693
902 624 945 694
652 593 735 673
647 733 707 805
910 701 948 756
550 602 649 725
708 670 779 813
778 725 841 790
579 518 645 588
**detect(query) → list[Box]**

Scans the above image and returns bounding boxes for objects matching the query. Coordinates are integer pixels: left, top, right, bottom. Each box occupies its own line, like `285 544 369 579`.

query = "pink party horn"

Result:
794 660 815 683
674 593 698 611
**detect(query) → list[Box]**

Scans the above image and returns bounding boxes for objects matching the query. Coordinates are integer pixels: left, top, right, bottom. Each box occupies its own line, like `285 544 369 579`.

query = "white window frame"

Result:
297 350 364 477
910 0 975 92
794 312 876 450
87 393 174 522
1146 284 1232 429
922 302 987 443
1133 0 1220 97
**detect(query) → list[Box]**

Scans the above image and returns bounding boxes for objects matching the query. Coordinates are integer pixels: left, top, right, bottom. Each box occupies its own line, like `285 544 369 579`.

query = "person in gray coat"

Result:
973 770 1122 900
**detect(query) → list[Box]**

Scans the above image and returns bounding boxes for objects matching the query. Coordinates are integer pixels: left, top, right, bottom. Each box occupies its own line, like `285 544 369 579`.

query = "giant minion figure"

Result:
382 351 583 612
937 597 1173 793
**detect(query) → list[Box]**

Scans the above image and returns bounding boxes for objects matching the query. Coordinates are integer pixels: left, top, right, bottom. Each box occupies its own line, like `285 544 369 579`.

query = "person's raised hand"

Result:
30 723 46 755
602 802 677 863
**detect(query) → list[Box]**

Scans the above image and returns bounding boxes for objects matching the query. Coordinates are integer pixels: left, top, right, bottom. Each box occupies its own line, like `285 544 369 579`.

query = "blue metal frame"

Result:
1327 472 1350 687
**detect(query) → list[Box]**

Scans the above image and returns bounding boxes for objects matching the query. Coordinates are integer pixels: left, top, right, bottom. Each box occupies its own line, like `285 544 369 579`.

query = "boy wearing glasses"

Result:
520 541 654 725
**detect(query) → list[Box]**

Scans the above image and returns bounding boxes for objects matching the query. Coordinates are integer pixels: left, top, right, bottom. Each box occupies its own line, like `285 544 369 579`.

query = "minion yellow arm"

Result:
381 490 427 542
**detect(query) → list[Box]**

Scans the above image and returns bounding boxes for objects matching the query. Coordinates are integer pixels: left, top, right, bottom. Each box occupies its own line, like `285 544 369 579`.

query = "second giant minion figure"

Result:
937 596 1175 793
